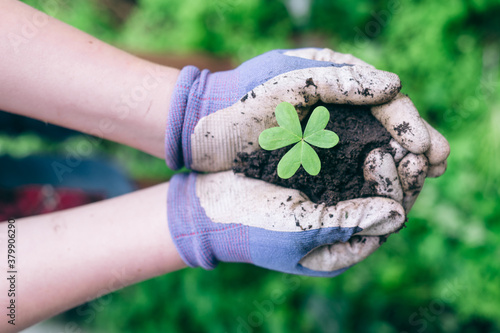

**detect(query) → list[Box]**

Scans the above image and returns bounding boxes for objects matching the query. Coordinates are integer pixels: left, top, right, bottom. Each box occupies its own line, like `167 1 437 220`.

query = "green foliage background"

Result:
14 0 500 332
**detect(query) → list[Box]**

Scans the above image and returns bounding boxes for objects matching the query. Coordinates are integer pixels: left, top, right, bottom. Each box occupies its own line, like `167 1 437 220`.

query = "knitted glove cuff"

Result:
167 173 252 269
164 66 202 170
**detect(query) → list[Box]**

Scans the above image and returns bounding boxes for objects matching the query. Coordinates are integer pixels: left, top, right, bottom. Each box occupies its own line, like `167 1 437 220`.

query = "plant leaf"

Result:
304 130 339 148
301 141 321 176
277 142 302 179
303 106 330 138
259 127 301 150
275 102 302 138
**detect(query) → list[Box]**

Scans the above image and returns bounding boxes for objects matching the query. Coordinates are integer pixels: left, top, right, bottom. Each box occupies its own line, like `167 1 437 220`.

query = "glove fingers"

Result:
323 197 405 235
388 137 447 179
303 66 401 106
428 160 447 178
389 138 409 163
363 148 403 203
299 236 381 272
197 171 324 231
236 67 400 110
371 93 431 154
398 153 429 212
197 171 405 234
284 48 375 68
422 119 450 166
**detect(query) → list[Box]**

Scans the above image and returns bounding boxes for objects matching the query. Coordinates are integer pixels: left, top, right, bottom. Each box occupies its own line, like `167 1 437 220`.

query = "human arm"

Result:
0 182 186 333
0 0 179 158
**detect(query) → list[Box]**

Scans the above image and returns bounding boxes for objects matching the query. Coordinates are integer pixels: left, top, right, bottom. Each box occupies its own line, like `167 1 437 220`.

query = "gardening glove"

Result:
168 170 406 277
285 48 450 212
165 48 402 172
164 48 449 211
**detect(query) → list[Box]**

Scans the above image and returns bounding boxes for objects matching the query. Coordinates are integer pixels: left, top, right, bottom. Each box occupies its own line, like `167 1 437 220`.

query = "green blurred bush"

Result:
18 0 500 332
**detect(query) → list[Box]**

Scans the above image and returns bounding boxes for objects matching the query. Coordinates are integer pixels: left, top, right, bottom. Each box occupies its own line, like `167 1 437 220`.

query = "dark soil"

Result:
233 102 392 206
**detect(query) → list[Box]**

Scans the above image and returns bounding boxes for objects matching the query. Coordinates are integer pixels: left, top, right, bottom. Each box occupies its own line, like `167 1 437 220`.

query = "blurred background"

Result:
4 0 500 332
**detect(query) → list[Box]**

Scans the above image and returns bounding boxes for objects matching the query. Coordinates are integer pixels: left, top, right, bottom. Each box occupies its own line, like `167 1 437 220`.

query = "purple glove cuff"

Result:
167 173 252 269
165 66 241 170
165 66 200 170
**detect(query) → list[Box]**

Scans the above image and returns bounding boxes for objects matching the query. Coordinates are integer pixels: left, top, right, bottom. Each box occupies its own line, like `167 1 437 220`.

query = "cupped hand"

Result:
281 48 450 212
165 48 401 171
166 48 449 212
168 170 405 277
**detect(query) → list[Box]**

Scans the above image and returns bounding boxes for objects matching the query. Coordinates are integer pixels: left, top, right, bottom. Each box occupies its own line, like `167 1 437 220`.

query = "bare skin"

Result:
0 0 180 159
0 183 187 332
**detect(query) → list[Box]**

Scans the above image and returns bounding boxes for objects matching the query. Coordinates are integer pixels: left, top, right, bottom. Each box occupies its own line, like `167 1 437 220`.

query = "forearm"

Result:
0 183 186 332
0 0 180 158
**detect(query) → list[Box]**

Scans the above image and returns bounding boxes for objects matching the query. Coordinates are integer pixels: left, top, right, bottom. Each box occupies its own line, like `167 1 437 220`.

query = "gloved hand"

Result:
165 48 402 172
284 49 450 211
165 48 449 210
168 170 405 277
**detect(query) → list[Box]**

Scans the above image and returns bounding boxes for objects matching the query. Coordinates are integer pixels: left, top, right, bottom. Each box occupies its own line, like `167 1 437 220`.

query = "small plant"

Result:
259 102 339 179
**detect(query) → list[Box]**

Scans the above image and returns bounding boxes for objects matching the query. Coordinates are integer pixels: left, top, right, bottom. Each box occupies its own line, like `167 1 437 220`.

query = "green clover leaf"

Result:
258 102 340 179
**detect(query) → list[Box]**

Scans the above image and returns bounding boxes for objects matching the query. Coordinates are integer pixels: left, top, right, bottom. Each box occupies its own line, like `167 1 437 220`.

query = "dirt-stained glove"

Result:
286 48 450 211
165 48 402 171
168 170 405 277
165 48 449 212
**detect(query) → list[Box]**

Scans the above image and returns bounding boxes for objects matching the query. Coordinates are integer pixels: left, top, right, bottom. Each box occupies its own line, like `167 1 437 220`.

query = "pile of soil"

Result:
233 103 392 206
